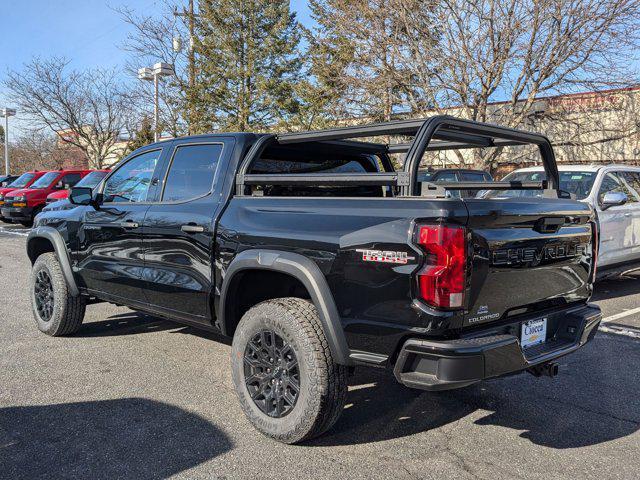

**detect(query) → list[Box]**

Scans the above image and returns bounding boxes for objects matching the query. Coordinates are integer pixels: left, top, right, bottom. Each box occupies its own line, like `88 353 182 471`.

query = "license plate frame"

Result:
521 318 547 349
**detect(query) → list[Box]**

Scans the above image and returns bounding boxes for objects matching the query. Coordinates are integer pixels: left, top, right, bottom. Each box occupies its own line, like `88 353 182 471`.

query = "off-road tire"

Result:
231 297 348 444
30 252 86 336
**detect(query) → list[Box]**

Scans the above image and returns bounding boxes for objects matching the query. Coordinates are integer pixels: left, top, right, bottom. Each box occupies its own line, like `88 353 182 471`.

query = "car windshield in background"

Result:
8 173 36 188
485 170 597 200
29 172 59 189
75 171 108 188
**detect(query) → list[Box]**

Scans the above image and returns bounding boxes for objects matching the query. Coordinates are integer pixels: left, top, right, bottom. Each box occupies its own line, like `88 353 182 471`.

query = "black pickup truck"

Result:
26 115 601 443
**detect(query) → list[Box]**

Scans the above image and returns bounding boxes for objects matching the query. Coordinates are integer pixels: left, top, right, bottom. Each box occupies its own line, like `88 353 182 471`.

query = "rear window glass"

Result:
251 157 376 174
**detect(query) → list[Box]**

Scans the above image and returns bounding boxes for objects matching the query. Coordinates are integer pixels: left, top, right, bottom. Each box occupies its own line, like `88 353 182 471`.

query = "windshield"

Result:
76 171 108 188
485 170 598 200
29 172 60 189
8 173 36 188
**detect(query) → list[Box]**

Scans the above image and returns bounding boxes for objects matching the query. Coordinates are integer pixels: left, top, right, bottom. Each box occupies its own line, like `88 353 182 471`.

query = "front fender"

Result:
27 226 79 297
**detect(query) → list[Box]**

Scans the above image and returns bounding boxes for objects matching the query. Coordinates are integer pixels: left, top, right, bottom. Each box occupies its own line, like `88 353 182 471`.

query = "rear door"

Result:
75 147 165 302
142 139 230 323
463 197 594 327
595 171 640 267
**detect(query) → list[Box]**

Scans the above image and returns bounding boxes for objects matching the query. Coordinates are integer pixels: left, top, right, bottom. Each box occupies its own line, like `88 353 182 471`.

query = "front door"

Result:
596 171 640 267
142 141 227 323
75 148 164 302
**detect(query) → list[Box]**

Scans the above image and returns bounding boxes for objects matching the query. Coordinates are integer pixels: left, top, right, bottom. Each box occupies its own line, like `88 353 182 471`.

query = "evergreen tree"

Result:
194 0 302 132
125 116 155 155
306 0 439 122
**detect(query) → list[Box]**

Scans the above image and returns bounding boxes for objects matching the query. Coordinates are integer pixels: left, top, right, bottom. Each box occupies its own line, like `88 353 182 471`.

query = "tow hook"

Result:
527 362 559 378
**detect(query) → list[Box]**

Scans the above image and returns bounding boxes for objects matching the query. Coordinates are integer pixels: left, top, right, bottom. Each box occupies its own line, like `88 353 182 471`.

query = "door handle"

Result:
120 221 139 228
624 213 632 217
181 224 205 233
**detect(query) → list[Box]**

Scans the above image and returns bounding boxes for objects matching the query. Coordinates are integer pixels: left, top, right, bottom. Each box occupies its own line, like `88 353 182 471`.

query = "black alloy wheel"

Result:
243 329 300 418
34 270 54 321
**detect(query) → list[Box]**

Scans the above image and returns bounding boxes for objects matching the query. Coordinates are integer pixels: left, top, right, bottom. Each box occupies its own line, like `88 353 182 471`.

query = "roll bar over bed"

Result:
235 115 560 198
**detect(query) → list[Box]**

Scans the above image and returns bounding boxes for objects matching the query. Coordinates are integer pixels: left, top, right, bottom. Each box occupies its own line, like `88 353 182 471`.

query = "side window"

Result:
598 173 638 203
60 173 82 189
103 149 161 203
433 172 457 182
621 172 640 198
460 172 489 182
162 143 223 202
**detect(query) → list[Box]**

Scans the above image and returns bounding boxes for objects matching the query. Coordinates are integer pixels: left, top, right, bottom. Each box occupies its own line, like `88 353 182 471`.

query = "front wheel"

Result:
30 252 86 336
231 298 348 444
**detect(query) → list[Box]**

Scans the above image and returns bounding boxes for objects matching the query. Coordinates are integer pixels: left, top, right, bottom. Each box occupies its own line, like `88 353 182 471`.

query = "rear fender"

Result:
220 249 352 366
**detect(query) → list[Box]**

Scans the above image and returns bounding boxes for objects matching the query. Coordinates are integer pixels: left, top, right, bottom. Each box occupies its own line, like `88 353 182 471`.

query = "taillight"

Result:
415 224 466 309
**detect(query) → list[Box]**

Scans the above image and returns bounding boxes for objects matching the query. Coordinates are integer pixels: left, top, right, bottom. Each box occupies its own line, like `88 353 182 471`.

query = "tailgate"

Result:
463 197 594 327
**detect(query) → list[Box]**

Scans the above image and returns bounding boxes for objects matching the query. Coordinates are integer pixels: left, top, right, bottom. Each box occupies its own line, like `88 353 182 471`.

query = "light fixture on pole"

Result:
138 63 175 142
0 108 16 175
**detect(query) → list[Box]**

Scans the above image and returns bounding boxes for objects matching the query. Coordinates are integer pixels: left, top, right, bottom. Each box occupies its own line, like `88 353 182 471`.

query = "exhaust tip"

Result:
527 361 559 378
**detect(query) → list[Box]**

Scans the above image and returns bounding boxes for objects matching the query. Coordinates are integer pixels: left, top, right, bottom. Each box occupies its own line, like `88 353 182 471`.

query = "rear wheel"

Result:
30 253 86 336
231 298 348 444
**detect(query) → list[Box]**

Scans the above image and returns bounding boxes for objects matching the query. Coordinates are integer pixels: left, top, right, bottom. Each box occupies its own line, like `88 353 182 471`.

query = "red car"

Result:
46 169 110 204
0 171 47 221
1 169 91 225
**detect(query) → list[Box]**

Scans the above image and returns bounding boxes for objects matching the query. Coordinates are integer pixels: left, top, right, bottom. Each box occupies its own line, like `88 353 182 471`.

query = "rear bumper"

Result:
1 206 34 221
393 304 601 391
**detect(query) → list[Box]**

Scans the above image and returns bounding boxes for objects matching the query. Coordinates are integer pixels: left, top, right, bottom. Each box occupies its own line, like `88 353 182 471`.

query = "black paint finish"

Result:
29 128 598 372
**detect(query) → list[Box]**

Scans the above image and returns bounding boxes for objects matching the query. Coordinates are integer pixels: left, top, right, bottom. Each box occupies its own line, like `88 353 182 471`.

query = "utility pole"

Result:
1 108 16 175
174 0 197 135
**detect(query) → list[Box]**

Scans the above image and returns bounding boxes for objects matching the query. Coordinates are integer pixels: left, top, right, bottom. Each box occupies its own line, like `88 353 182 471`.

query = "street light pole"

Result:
1 108 16 175
138 63 174 143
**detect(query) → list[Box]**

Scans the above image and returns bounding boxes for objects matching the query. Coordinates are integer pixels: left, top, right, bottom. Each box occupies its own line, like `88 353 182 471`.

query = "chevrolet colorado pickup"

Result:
26 116 601 443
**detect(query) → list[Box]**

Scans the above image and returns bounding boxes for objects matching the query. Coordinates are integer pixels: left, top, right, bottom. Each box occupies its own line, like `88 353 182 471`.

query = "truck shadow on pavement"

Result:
310 334 640 448
0 398 233 480
592 273 640 302
74 311 178 337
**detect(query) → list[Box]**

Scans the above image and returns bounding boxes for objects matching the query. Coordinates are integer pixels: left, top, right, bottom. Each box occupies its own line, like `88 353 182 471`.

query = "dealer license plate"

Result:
521 318 547 349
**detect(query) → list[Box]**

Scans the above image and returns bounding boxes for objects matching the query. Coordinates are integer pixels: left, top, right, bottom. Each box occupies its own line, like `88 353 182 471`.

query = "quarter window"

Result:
162 144 223 202
103 150 161 203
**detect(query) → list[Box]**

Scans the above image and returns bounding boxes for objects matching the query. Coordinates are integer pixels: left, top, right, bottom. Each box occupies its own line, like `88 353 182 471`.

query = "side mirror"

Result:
56 180 63 189
69 187 95 206
601 191 628 210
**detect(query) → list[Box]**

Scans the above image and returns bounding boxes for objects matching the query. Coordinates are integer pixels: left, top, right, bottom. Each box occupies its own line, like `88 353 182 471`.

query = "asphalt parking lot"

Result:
1 223 639 480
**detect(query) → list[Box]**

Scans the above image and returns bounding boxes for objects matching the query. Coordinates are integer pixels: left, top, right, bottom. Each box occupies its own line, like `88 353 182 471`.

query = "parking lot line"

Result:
601 306 640 324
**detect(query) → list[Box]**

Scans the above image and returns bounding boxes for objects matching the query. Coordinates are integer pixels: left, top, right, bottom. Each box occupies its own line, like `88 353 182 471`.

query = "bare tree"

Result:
4 57 132 168
391 0 640 168
117 1 192 137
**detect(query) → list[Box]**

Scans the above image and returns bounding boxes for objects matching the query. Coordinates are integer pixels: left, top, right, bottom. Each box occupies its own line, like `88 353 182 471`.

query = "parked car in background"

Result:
1 169 90 226
418 168 493 198
0 171 47 221
46 169 110 204
483 165 640 278
0 175 18 187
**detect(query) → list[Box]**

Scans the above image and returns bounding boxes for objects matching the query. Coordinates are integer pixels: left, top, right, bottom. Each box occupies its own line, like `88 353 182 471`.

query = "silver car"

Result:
486 164 640 278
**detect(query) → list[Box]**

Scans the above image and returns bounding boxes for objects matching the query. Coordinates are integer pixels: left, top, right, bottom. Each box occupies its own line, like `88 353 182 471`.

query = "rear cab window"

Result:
161 143 224 202
249 144 387 197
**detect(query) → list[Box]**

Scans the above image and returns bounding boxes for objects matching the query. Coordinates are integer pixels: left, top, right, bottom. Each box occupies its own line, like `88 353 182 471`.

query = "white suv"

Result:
488 164 640 278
